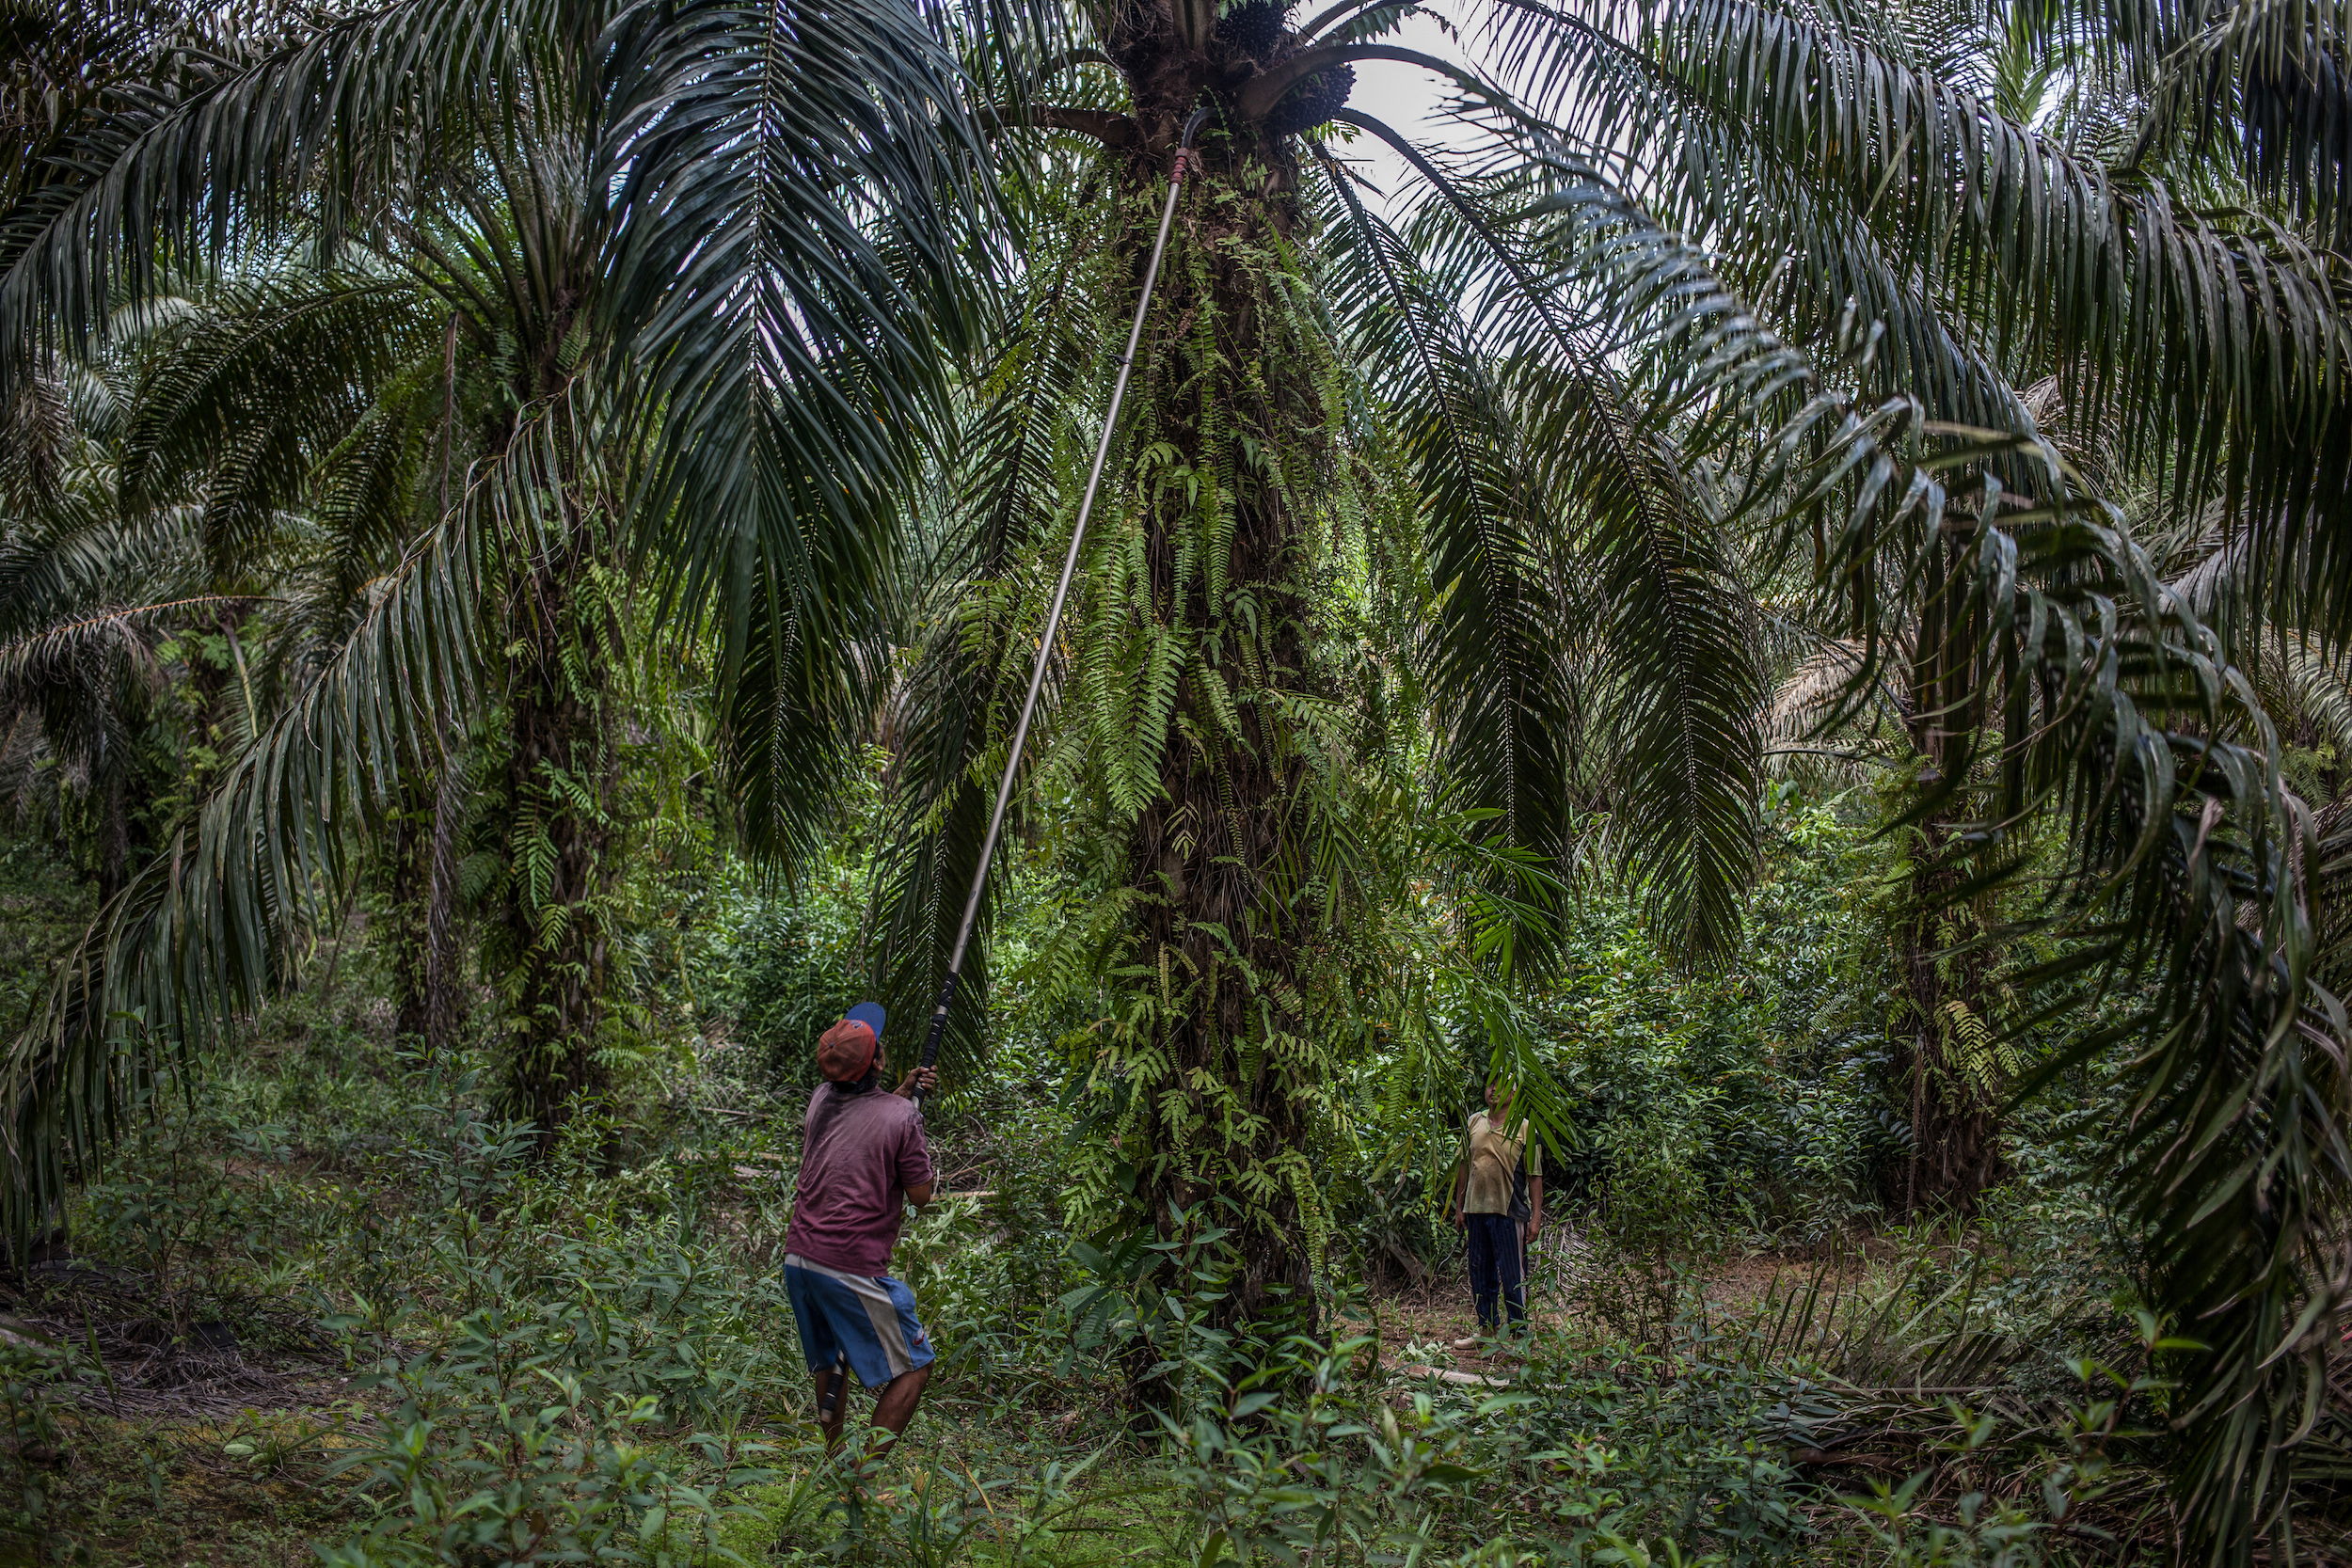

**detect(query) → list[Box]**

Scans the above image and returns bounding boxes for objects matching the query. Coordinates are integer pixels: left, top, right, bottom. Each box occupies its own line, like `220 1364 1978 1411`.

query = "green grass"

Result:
0 895 2327 1566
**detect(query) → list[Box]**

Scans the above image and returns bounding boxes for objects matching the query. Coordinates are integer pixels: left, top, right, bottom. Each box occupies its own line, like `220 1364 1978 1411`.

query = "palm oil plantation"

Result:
0 0 2348 1559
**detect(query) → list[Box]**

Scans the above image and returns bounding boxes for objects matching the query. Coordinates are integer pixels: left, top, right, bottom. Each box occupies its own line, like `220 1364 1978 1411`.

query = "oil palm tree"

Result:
0 0 987 1148
103 262 475 1056
878 0 2345 1544
0 254 432 903
866 106 1768 1336
0 258 501 1053
1498 0 2348 1545
0 356 199 906
4 0 2348 1547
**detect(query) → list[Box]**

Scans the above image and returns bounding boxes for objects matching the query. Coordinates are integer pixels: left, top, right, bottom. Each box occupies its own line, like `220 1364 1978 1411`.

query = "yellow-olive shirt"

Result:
1461 1111 1541 1215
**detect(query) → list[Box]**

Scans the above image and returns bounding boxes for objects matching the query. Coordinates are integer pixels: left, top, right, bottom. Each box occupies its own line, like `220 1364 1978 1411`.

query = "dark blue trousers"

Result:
1466 1212 1526 1329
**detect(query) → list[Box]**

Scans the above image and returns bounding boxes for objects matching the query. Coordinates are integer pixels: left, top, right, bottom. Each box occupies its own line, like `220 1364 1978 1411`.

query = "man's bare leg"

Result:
865 1364 930 1461
814 1364 850 1452
816 1364 932 1472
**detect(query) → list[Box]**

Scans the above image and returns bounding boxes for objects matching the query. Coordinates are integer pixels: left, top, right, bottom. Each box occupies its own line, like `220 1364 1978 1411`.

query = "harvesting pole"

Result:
911 109 1210 1105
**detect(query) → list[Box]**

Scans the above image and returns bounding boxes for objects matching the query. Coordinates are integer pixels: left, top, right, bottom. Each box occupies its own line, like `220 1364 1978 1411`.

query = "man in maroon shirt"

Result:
784 1002 938 1465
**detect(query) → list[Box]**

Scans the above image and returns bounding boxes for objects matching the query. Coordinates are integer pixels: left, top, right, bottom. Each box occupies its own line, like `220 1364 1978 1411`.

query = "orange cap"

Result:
818 1018 879 1083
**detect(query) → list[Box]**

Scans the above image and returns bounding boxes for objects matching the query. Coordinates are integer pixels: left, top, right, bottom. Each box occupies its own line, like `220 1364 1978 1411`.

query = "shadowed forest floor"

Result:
0 826 2341 1566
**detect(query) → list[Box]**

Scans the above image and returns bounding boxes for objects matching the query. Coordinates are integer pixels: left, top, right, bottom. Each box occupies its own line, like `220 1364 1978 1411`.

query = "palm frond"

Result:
2254 630 2352 762
277 353 446 670
0 0 562 380
1319 127 1767 960
0 594 251 684
119 268 434 578
596 0 995 864
0 392 570 1238
0 367 74 511
1495 0 2352 641
0 496 203 644
1316 153 1581 954
1528 137 2339 1554
2134 0 2352 251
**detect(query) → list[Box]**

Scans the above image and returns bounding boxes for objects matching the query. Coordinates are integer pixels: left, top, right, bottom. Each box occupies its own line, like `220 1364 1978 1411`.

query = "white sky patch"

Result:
1327 2 1489 222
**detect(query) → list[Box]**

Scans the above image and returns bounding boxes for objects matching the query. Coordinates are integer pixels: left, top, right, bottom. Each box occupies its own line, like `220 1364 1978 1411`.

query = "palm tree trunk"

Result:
424 755 465 1055
1891 537 2005 1213
453 305 625 1140
1892 834 2004 1212
497 514 618 1140
1111 120 1332 1344
389 753 466 1057
94 764 127 907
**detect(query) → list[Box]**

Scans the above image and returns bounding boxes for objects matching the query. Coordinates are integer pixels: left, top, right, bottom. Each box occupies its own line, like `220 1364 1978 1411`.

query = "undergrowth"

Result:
0 985 2276 1568
0 801 2331 1564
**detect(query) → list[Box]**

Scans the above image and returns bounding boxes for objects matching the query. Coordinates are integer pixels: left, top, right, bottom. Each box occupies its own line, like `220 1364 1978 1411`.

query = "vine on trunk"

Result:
1064 138 1386 1356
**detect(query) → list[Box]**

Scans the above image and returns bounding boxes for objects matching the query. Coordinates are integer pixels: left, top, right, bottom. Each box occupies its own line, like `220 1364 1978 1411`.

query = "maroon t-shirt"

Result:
784 1085 933 1275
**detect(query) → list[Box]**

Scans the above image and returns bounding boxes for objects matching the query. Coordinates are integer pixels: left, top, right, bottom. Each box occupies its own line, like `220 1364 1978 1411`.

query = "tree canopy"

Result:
1 0 2348 1553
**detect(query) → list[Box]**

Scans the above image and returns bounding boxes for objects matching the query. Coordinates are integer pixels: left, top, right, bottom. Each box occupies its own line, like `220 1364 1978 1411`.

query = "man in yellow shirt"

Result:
1448 1079 1544 1340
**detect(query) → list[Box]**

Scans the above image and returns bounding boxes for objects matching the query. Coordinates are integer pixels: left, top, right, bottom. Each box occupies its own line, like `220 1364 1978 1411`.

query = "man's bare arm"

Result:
907 1180 933 1208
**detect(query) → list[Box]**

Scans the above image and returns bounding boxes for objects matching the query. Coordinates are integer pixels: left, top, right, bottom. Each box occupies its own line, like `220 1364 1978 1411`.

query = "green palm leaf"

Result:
1500 0 2352 640
0 396 569 1233
1317 156 1581 950
603 0 993 861
2133 0 2352 251
1530 137 2339 1553
1319 128 1766 960
119 269 434 577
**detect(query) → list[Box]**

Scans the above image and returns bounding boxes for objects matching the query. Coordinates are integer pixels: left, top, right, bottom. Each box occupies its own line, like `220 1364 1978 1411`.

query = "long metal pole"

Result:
914 110 1209 1101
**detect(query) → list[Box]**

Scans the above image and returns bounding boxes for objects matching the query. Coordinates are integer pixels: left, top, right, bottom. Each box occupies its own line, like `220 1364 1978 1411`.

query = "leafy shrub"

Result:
0 1335 73 1560
716 895 869 1096
317 1193 796 1562
896 1090 1089 1403
1153 1314 1810 1567
1574 1109 1715 1346
78 1058 299 1332
1169 1368 1496 1568
321 1303 773 1566
1498 1337 1808 1561
1531 797 1897 1242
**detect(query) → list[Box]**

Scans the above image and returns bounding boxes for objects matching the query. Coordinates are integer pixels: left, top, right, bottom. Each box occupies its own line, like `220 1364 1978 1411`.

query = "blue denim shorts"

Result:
784 1255 935 1389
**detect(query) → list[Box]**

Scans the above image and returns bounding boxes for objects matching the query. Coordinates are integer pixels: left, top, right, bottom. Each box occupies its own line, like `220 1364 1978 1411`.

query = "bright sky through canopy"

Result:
1334 2 1485 220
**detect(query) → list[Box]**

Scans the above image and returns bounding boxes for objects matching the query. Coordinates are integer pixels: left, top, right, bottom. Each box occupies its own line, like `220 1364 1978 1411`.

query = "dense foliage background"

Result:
3 0 2351 1559
0 764 2233 1563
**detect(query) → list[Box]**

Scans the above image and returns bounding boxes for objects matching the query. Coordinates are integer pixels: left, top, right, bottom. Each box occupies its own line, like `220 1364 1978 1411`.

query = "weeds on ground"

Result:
0 927 2311 1566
